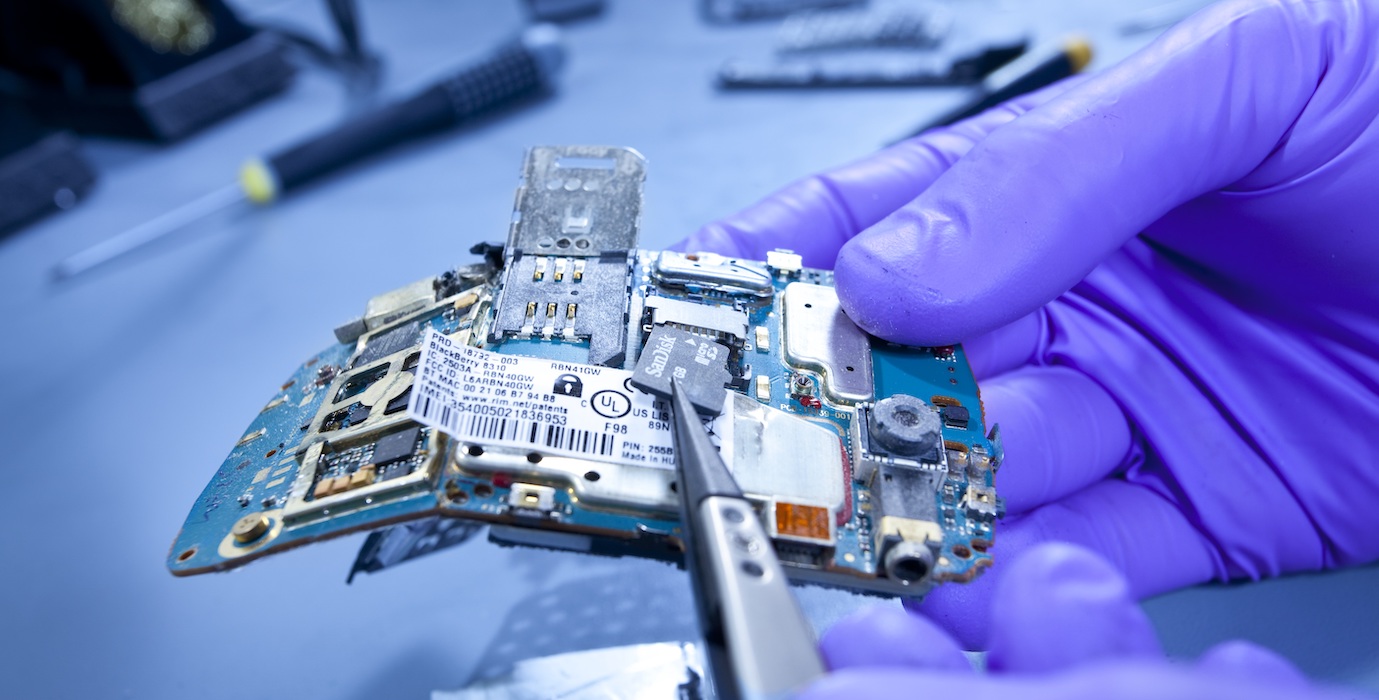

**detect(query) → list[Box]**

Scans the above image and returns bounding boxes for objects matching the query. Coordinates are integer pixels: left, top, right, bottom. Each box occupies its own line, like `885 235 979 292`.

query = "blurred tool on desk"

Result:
892 35 1093 141
718 3 1032 89
0 0 386 238
53 23 566 281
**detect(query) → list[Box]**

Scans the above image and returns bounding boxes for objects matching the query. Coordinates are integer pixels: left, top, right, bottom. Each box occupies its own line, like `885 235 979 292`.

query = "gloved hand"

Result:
802 543 1366 700
680 0 1379 649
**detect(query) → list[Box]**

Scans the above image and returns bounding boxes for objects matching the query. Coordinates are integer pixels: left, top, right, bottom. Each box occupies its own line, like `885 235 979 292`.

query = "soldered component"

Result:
765 249 802 274
868 395 941 460
363 277 434 333
334 363 390 402
755 374 771 402
653 251 773 299
852 394 946 484
355 320 422 367
767 501 835 547
644 295 749 345
284 425 439 525
871 464 943 587
231 514 270 544
492 252 633 365
508 483 558 515
782 282 873 403
754 325 769 352
372 426 421 466
964 484 1000 522
941 404 970 430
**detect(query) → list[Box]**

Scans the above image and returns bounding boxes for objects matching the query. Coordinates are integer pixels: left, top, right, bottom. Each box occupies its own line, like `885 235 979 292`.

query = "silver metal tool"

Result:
668 379 826 700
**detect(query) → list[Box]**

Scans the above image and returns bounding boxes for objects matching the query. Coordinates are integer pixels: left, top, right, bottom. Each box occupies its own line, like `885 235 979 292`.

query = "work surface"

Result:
1 1 1377 698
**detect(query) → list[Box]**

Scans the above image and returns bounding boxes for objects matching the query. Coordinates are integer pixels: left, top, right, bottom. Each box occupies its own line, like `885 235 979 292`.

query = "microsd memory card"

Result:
631 325 731 416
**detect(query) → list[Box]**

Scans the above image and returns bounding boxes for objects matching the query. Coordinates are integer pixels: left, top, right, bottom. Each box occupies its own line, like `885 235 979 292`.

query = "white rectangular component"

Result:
408 328 685 468
755 374 771 402
508 483 557 512
409 329 844 519
766 249 803 273
754 325 770 352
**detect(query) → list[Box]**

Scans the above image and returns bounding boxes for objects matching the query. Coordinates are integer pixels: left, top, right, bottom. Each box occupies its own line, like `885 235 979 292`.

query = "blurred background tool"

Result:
775 3 952 52
893 36 1092 141
524 0 607 24
719 39 1026 89
668 381 826 700
717 2 1028 90
703 0 864 24
53 23 566 281
0 0 295 142
0 99 96 238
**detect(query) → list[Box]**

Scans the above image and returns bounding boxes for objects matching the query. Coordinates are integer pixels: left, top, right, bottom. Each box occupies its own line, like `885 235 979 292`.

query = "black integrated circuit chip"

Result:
372 426 420 466
355 320 422 367
630 325 730 416
941 405 970 430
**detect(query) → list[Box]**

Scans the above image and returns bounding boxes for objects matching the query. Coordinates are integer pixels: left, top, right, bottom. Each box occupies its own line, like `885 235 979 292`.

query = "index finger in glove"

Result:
835 0 1376 345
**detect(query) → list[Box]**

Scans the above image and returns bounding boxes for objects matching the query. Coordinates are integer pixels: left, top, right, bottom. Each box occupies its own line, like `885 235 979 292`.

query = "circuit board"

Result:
169 146 1003 599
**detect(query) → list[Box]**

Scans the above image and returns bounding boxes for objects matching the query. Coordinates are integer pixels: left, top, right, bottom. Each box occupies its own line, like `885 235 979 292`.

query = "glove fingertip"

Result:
988 543 1163 674
820 605 972 673
1196 640 1309 687
906 573 998 651
833 217 1031 346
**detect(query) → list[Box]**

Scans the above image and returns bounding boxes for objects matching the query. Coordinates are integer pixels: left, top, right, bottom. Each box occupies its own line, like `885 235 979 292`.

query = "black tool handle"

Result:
265 28 560 195
895 39 1090 141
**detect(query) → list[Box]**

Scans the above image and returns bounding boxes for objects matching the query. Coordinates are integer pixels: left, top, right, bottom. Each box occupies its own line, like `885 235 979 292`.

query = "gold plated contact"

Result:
231 514 271 544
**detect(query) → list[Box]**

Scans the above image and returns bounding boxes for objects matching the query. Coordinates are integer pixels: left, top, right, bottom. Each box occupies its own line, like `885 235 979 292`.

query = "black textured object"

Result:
354 320 422 367
867 394 942 460
631 326 731 416
940 404 970 430
383 388 412 415
0 101 96 236
348 518 484 583
372 426 421 466
264 26 563 196
526 0 605 23
0 1 294 141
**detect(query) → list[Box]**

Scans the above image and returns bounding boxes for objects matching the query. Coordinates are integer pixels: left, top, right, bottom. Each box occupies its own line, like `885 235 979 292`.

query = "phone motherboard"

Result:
168 146 1003 599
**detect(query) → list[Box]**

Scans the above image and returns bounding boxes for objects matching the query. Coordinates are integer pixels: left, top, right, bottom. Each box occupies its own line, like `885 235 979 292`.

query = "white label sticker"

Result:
407 328 729 469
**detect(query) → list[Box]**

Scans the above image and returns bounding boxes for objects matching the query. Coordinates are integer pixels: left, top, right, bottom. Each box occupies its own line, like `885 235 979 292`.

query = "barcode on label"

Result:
416 395 615 457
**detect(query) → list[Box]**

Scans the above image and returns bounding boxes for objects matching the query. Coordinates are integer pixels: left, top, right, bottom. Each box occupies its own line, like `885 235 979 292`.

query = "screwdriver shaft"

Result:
53 184 245 280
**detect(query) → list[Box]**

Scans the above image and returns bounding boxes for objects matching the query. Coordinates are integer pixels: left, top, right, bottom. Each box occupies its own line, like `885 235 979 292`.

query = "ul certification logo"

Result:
591 390 631 419
552 373 584 397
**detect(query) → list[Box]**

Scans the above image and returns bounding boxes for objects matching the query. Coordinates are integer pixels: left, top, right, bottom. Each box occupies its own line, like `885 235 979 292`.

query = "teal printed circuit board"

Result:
169 146 1003 599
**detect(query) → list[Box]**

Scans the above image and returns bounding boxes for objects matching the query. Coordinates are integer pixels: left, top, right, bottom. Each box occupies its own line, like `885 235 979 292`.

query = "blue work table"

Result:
0 1 1375 698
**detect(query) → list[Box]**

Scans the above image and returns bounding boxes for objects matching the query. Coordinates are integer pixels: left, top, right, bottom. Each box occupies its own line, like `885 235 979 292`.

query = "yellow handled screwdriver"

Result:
54 24 564 280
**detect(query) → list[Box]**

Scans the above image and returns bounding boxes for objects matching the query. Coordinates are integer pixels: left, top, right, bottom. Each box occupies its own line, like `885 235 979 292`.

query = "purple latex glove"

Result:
680 0 1379 649
801 544 1365 700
